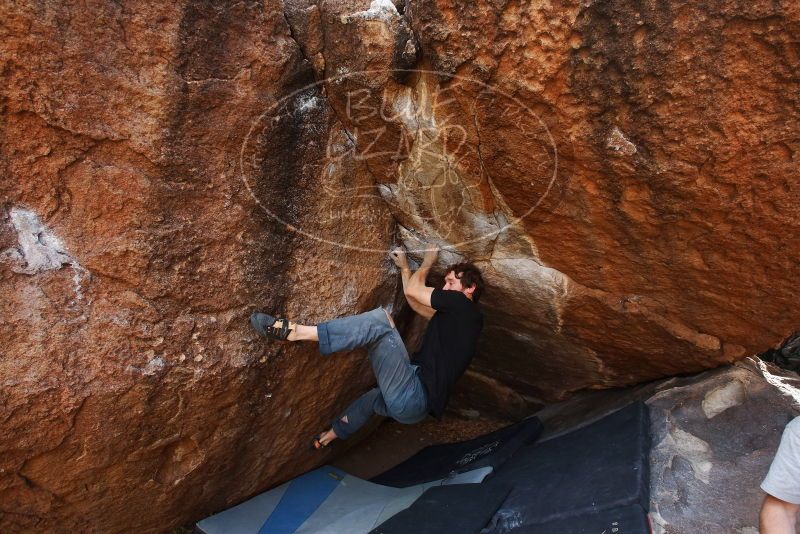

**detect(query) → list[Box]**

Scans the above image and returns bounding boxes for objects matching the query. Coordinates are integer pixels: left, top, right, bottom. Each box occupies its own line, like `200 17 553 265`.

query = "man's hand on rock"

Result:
421 245 440 268
390 247 410 270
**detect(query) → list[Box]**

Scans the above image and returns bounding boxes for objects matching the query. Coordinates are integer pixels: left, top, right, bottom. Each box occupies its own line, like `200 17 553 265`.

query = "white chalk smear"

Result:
343 0 399 23
1 207 90 301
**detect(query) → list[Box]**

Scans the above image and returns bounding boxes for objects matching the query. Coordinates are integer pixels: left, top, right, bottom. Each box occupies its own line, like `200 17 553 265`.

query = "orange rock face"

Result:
1 0 799 531
0 1 396 531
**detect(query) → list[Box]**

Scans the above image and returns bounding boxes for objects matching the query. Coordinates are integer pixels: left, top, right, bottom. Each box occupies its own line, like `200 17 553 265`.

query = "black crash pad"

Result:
484 401 650 532
506 504 651 534
369 481 512 534
371 416 543 488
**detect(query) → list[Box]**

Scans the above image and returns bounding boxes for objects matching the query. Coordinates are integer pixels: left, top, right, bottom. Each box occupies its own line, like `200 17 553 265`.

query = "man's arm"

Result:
400 267 435 319
761 494 800 533
390 247 435 319
405 247 437 308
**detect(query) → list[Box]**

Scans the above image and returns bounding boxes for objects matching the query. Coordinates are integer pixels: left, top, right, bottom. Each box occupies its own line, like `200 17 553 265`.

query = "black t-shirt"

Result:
411 288 484 418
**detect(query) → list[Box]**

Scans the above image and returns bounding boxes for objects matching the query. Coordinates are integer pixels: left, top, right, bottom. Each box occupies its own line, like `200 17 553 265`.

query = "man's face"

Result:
442 270 462 291
443 270 474 299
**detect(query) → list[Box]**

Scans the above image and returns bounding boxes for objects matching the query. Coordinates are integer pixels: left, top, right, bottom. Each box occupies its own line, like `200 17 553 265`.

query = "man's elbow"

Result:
403 287 414 304
761 494 800 533
405 285 421 303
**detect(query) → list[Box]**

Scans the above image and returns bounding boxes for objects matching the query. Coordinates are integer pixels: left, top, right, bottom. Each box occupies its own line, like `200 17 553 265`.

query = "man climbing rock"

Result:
250 245 484 449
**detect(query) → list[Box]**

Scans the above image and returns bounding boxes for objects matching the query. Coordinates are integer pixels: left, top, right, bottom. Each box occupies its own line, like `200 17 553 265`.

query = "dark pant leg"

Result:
331 388 389 440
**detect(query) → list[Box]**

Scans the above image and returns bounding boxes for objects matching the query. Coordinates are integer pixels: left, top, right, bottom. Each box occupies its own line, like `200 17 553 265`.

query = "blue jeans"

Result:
317 307 429 440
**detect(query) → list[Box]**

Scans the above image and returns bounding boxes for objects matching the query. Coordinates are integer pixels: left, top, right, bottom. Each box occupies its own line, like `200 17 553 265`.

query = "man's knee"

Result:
363 307 394 331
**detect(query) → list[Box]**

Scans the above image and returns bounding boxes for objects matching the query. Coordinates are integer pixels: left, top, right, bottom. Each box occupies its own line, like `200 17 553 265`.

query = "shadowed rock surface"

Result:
2 0 799 531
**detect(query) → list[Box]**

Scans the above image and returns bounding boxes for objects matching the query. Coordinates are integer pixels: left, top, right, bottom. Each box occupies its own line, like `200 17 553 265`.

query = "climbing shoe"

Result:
310 432 331 451
250 312 294 341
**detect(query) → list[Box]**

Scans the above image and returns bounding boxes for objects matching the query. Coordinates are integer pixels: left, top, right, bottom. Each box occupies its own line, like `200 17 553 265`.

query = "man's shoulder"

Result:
785 417 800 441
431 288 471 309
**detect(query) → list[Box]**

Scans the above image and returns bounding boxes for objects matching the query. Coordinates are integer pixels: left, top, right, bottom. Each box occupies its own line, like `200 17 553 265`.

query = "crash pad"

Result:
371 415 542 488
483 401 650 532
195 466 493 534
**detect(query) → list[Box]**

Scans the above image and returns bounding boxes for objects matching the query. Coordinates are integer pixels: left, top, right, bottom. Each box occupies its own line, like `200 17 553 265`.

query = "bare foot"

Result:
313 428 338 449
270 319 298 341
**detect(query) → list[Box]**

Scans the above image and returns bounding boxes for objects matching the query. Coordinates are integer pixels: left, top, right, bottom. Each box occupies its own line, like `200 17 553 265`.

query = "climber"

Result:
250 245 484 449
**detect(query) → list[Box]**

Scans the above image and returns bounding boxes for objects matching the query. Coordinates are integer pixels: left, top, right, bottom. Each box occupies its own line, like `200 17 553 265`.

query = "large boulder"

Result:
2 0 799 531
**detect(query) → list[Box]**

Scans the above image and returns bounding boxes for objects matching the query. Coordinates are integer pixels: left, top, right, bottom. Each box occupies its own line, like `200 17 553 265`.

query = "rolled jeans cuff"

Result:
331 418 353 441
317 321 333 355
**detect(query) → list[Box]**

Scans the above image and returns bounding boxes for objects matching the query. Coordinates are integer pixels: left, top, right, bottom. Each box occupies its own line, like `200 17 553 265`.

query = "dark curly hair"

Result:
445 262 485 303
